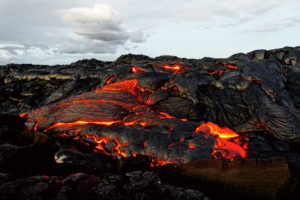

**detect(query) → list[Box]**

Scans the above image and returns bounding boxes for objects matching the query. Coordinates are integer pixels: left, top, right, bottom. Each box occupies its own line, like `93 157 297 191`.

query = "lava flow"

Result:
209 63 239 76
131 64 184 74
195 122 246 159
158 64 183 73
25 78 247 164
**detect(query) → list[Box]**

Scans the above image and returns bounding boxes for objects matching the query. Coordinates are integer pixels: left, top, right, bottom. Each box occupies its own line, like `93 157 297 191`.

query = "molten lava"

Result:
25 78 247 164
44 120 121 132
187 144 197 149
19 112 27 118
223 63 238 70
154 64 183 74
131 64 184 74
131 66 145 73
213 138 246 160
158 112 175 119
160 64 182 73
209 63 239 76
195 122 246 160
195 122 239 139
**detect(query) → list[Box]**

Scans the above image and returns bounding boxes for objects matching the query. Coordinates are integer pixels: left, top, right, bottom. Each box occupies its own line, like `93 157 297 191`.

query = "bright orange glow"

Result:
82 134 127 158
224 63 238 70
140 122 149 126
44 120 121 132
188 144 197 149
144 98 154 105
33 123 39 131
195 122 239 139
159 112 175 119
26 78 247 163
95 79 138 94
131 66 144 73
19 112 27 118
123 120 139 126
209 63 238 76
157 64 183 73
213 138 246 159
195 122 246 159
104 75 114 85
151 159 176 167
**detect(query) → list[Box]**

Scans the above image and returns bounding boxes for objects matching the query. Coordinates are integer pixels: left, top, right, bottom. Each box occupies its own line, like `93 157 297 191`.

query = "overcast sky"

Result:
0 0 299 65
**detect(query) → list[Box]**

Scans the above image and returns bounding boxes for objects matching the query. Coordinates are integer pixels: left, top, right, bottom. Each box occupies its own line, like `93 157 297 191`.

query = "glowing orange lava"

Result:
213 138 246 159
209 63 238 76
131 66 144 73
157 64 183 73
85 135 127 158
195 122 246 159
224 63 238 70
151 159 176 167
44 120 121 132
19 112 27 118
195 122 239 139
27 78 247 164
96 79 138 94
104 75 115 85
131 64 184 74
158 112 175 119
187 144 197 149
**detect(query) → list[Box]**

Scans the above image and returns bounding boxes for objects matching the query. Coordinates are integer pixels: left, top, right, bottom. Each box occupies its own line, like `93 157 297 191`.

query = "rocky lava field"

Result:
1 46 300 199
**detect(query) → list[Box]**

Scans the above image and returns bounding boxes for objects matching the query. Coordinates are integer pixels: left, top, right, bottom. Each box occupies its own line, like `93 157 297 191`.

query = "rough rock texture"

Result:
1 46 300 199
1 47 300 142
0 171 208 200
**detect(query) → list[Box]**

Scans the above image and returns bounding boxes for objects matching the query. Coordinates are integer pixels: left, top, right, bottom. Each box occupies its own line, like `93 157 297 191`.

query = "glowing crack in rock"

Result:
25 78 246 164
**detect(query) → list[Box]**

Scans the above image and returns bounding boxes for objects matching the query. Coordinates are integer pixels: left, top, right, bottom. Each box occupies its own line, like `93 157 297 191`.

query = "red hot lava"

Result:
209 63 239 76
131 64 184 74
158 64 183 73
131 66 145 73
25 78 246 164
195 122 246 159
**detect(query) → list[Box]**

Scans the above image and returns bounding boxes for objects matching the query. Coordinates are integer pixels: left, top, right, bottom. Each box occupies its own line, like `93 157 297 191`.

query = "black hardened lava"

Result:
1 46 300 200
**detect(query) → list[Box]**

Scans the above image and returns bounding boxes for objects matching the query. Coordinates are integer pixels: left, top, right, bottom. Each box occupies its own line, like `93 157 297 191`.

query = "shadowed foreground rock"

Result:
0 171 208 200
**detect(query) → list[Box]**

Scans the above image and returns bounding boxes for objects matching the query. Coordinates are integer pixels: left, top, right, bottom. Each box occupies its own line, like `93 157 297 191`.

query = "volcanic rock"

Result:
1 46 300 200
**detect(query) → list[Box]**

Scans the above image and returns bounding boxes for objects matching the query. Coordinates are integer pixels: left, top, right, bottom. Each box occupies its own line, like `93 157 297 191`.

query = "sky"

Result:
0 0 299 65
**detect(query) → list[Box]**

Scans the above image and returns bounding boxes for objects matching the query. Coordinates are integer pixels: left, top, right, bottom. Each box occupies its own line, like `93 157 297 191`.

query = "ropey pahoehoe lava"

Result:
23 75 246 164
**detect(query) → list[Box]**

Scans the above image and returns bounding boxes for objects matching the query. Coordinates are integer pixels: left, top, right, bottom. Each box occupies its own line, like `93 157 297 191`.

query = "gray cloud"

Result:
0 43 58 64
0 0 299 64
0 1 147 63
59 38 121 54
110 0 297 37
244 17 300 33
0 44 55 55
60 4 146 54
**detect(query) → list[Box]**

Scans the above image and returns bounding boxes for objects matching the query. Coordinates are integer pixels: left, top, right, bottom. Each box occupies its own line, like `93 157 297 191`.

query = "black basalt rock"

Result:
2 46 300 199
